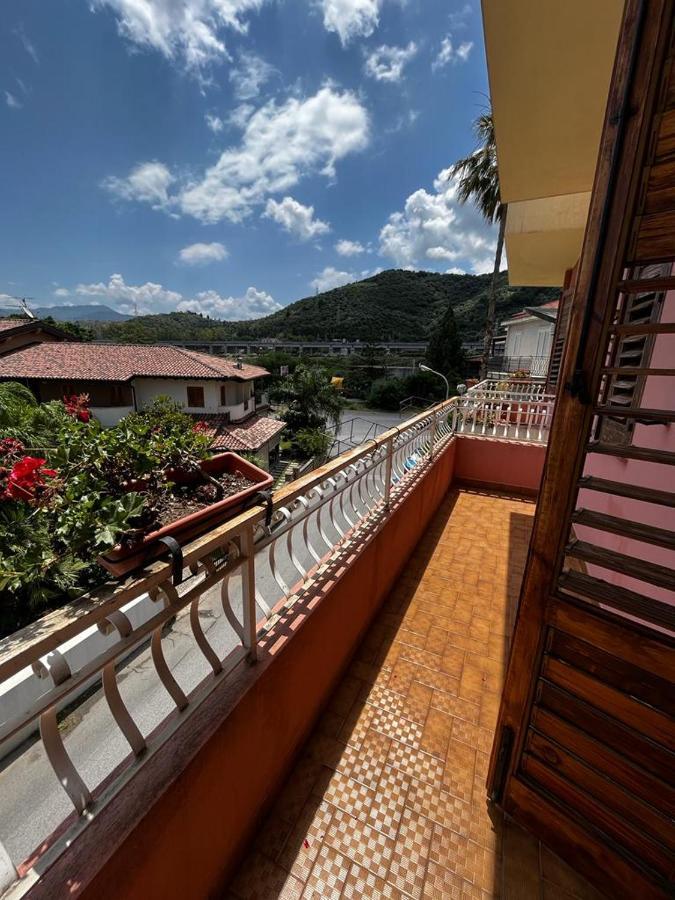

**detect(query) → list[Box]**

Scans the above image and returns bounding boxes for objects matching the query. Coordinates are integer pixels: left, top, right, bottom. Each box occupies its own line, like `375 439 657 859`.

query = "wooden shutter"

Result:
489 4 675 899
546 267 577 391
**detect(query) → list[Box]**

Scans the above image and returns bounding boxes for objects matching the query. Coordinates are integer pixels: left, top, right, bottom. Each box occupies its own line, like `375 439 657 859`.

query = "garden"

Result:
0 384 266 637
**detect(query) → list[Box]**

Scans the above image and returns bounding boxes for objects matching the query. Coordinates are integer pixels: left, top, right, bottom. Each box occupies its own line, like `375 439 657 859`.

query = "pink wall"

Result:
454 436 546 496
578 290 675 610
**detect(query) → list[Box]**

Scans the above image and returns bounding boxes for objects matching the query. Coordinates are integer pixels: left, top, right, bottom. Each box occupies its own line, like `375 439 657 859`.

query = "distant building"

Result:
490 300 559 378
0 318 73 357
0 341 285 466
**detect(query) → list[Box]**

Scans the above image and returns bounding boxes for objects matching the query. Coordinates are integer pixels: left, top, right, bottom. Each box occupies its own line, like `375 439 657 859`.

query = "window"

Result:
187 385 205 407
220 384 227 406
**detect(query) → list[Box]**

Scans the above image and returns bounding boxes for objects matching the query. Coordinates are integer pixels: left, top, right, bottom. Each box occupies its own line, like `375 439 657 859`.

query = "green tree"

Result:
426 301 464 380
450 110 505 379
41 316 94 341
273 364 344 435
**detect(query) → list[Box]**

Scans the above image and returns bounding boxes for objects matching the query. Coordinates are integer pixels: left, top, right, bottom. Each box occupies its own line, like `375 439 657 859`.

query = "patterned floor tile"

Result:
343 862 411 899
324 806 395 879
387 738 445 787
229 851 304 900
389 808 434 899
301 844 350 899
277 800 335 882
367 764 411 838
337 728 391 790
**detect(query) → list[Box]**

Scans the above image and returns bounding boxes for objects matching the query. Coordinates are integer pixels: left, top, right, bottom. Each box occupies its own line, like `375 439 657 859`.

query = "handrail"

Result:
0 388 553 886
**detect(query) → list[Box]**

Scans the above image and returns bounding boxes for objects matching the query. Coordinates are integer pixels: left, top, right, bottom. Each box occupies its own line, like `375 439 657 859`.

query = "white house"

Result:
0 342 285 466
494 300 559 378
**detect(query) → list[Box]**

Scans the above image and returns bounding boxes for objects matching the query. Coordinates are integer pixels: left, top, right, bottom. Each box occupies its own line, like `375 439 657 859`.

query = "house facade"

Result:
491 300 559 377
0 341 285 465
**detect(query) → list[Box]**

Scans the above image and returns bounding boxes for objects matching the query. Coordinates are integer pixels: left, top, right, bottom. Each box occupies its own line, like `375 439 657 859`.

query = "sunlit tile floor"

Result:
227 489 606 900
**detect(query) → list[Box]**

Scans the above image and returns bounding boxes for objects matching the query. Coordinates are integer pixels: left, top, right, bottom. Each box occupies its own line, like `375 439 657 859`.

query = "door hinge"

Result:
489 725 514 805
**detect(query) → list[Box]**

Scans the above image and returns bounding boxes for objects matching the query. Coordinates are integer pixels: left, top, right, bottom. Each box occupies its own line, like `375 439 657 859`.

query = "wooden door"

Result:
489 3 675 898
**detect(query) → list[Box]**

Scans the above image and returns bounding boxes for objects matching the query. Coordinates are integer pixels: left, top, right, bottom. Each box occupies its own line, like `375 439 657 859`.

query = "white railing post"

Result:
429 409 437 458
241 524 258 663
383 434 394 509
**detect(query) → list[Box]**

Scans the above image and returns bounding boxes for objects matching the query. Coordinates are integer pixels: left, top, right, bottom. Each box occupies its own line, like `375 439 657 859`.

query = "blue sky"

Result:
0 0 496 319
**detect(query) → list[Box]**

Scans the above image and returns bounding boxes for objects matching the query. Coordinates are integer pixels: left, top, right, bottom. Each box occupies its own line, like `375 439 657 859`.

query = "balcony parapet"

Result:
0 391 549 898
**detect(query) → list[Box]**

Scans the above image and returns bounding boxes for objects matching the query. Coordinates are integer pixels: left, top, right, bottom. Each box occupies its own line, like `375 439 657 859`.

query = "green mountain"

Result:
95 270 558 344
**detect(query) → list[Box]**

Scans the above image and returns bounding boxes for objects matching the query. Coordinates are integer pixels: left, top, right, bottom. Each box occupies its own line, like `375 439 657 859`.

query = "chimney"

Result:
236 356 243 369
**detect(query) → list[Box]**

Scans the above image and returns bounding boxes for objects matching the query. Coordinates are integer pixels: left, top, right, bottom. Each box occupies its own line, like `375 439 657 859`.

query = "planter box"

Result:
99 453 272 577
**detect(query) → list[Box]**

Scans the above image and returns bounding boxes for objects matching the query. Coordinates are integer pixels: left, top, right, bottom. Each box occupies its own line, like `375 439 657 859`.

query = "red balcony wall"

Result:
78 442 458 900
454 435 546 496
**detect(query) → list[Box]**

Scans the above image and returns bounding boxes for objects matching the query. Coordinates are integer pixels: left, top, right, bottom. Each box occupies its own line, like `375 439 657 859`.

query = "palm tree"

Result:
451 110 505 380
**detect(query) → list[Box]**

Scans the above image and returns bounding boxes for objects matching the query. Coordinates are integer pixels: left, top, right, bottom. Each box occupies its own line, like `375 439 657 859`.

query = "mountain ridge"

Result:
93 270 558 344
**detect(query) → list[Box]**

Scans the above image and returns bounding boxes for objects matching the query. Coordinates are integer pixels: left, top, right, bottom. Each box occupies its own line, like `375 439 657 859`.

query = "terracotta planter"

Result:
99 452 273 578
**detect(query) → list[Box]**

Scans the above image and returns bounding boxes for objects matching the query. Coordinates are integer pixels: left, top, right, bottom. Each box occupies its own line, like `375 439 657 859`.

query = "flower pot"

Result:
99 452 273 578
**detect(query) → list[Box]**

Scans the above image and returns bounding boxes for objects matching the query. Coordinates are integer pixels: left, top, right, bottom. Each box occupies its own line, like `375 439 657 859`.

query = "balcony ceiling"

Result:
481 0 624 285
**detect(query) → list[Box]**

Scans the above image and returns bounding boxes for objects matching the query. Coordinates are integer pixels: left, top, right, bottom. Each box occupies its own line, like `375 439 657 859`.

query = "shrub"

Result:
367 377 407 410
294 428 332 459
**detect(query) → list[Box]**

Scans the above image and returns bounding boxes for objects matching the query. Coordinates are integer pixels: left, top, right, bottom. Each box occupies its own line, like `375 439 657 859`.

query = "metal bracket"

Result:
489 725 514 805
245 489 274 527
158 535 184 586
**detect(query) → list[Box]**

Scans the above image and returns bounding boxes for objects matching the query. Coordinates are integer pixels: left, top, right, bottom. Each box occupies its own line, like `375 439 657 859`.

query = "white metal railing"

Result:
0 387 555 887
0 398 458 886
455 391 554 442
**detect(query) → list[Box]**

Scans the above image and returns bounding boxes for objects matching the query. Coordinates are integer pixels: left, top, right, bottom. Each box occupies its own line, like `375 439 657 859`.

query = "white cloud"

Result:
74 271 278 318
310 266 358 293
446 267 466 275
230 51 275 99
205 113 224 133
90 0 267 72
379 169 497 274
4 91 22 109
364 42 417 83
102 161 174 210
13 24 39 65
320 0 382 45
53 287 71 298
264 196 330 241
432 35 473 70
335 239 365 256
108 86 367 224
178 242 228 265
178 286 281 318
76 273 183 314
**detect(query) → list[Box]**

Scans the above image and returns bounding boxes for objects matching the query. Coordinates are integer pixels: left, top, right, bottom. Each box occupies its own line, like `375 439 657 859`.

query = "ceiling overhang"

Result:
481 0 624 285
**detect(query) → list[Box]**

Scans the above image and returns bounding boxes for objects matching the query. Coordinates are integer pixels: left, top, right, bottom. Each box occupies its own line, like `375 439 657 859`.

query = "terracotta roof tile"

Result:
0 342 268 382
193 413 285 451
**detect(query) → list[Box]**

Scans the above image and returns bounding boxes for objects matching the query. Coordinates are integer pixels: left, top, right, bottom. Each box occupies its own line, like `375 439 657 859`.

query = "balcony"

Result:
486 355 551 379
0 394 554 899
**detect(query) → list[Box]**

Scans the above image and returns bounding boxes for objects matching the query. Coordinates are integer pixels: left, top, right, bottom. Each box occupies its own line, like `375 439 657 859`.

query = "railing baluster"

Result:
98 612 148 755
240 524 258 663
33 653 93 815
149 585 189 711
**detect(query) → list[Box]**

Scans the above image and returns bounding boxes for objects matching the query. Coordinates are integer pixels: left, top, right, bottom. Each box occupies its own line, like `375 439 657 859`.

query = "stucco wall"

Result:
577 290 675 612
454 435 546 495
133 378 254 417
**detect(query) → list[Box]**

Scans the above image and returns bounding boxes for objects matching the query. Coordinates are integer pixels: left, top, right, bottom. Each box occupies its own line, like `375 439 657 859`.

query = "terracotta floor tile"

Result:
277 800 334 882
389 808 434 900
301 844 350 899
227 490 548 900
229 851 304 900
342 862 410 899
406 680 434 724
337 728 391 790
324 806 395 880
366 764 411 839
420 707 454 759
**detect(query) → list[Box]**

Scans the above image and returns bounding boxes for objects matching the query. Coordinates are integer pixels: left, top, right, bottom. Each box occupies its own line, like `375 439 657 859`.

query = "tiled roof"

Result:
502 299 559 325
193 413 285 451
0 342 268 382
0 320 22 333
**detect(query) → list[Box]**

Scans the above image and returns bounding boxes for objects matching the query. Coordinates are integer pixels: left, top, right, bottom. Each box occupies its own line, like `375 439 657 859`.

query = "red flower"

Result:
193 421 209 433
63 393 91 423
1 456 58 502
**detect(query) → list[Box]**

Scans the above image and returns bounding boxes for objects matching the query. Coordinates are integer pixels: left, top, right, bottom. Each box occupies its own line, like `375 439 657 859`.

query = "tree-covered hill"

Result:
95 270 558 344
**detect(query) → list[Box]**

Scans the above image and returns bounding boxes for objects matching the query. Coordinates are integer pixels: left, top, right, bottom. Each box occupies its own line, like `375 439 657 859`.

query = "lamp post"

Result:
419 363 449 400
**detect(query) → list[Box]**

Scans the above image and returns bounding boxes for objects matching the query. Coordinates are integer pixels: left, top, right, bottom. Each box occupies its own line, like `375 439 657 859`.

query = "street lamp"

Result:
419 363 449 400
